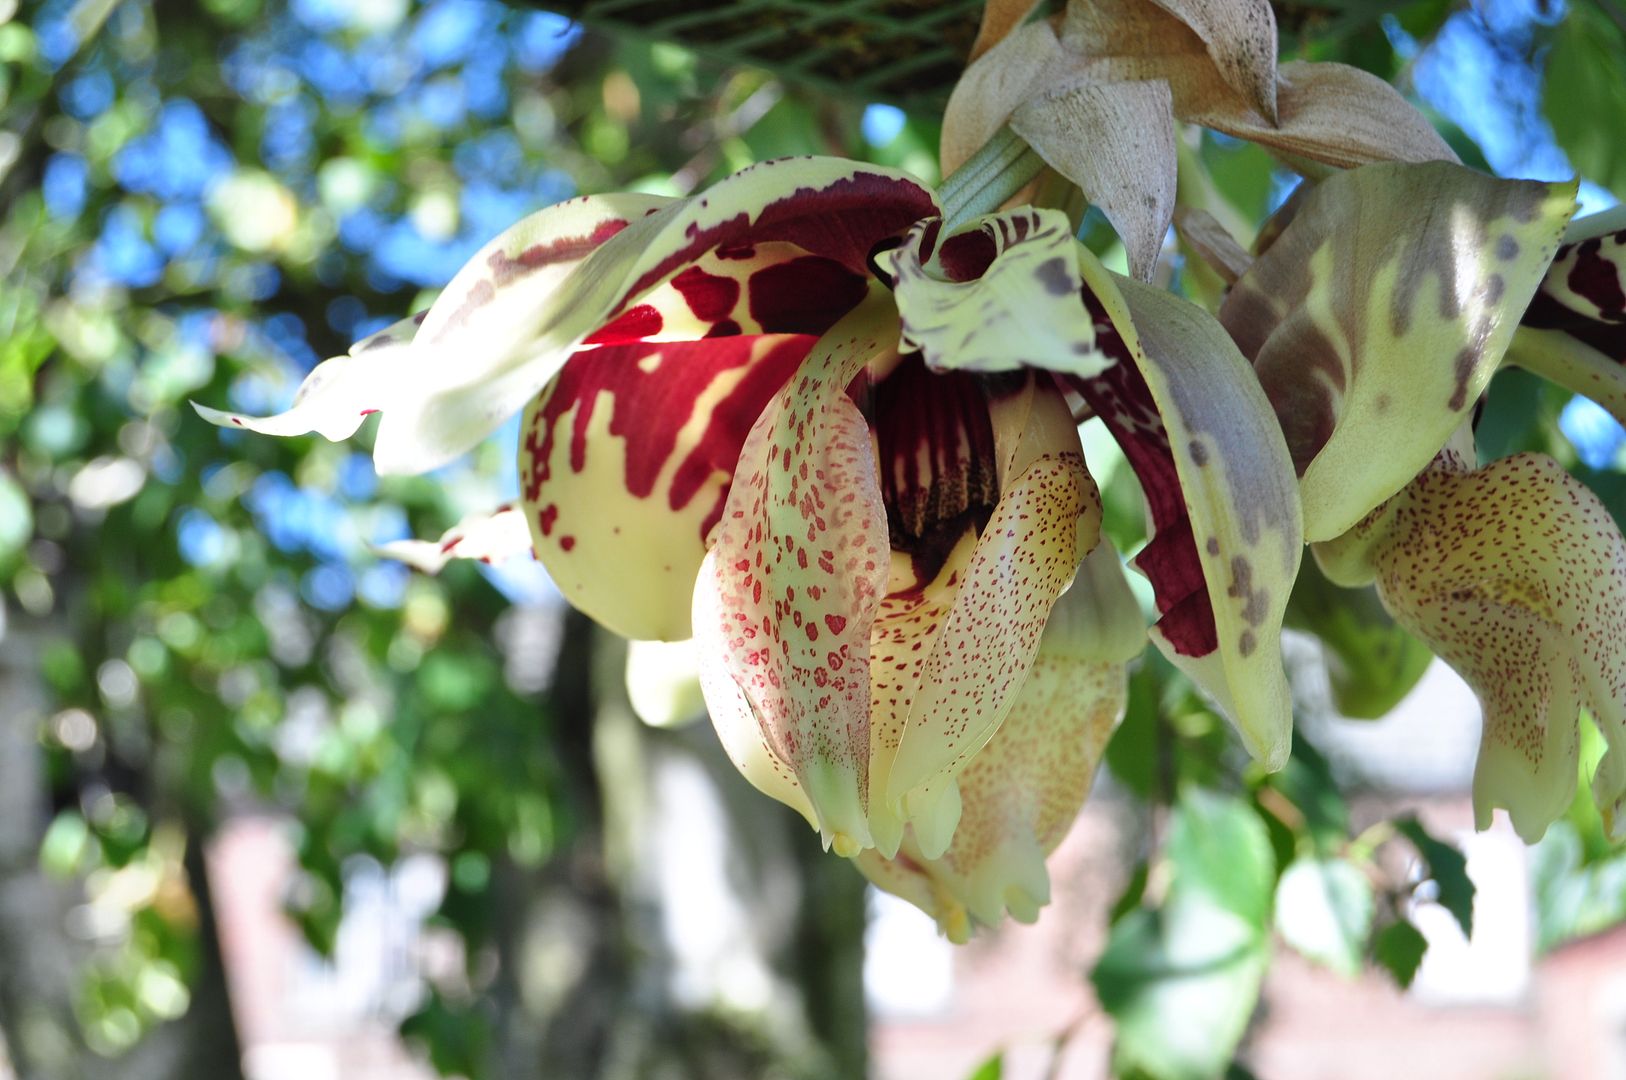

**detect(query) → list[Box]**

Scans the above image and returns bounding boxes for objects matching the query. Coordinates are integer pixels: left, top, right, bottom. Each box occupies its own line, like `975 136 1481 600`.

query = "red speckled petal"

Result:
693 551 821 829
855 545 1138 939
881 445 1100 812
519 333 816 641
1340 451 1626 842
865 532 978 859
694 293 899 855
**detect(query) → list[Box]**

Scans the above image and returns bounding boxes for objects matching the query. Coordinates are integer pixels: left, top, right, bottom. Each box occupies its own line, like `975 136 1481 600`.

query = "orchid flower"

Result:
197 136 1311 910
941 0 1457 278
1316 431 1626 844
1191 156 1614 841
855 539 1145 941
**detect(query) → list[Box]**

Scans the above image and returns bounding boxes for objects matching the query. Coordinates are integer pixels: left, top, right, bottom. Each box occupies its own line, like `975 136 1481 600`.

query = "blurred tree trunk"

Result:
0 612 89 1080
0 610 246 1080
483 611 869 1079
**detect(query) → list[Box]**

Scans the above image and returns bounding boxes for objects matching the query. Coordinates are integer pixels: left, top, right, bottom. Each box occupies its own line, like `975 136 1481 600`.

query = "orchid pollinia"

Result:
201 0 1626 940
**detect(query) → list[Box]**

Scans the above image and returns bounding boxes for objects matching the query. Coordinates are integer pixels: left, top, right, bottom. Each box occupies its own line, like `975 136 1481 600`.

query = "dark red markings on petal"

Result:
1071 291 1218 658
615 171 936 320
671 336 817 539
869 354 999 580
1569 234 1626 321
434 219 631 339
584 304 665 345
1524 230 1626 360
524 335 817 543
671 265 742 322
491 220 631 284
748 256 870 336
937 229 997 282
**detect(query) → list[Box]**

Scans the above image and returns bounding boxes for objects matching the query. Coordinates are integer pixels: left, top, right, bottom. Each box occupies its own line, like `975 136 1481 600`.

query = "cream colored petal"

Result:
1220 161 1576 541
882 447 1099 809
856 565 1131 938
378 503 534 572
1357 453 1626 843
886 209 1118 382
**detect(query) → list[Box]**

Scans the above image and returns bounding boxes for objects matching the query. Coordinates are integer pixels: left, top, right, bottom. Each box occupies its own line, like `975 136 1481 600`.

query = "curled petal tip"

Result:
939 903 973 945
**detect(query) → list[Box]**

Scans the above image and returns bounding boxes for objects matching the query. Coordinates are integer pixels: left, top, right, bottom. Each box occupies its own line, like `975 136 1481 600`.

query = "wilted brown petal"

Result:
1011 78 1178 282
1174 206 1253 284
970 0 1045 62
1195 61 1458 170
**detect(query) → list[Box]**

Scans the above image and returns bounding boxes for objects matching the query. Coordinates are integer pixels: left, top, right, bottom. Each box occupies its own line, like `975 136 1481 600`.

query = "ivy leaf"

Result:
1394 816 1475 938
1275 856 1374 977
1544 3 1626 201
1372 918 1429 990
1093 789 1275 1080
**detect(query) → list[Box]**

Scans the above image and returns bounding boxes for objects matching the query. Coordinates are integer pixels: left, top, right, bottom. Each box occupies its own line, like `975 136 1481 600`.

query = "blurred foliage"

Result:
2 0 1625 1078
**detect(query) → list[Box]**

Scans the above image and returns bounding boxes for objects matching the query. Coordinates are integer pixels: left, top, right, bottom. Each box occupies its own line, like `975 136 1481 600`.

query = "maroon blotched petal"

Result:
520 333 819 641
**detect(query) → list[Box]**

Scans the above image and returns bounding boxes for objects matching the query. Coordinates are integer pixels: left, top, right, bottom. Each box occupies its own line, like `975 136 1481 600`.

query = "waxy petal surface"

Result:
1073 253 1302 768
520 333 818 642
1343 453 1626 842
857 547 1136 938
194 194 665 446
1220 162 1576 541
882 446 1099 807
886 209 1117 381
379 503 534 573
206 161 936 477
1515 212 1626 427
695 296 899 854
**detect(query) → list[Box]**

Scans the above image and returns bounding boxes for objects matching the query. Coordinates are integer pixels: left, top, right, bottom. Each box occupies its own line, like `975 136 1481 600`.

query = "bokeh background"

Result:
3 0 1626 1077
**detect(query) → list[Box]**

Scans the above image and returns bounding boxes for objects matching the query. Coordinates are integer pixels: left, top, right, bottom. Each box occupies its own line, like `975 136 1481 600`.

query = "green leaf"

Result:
1275 856 1374 977
965 1052 1004 1080
1545 4 1626 200
1110 860 1150 926
1394 816 1475 939
1284 555 1433 719
1093 790 1275 1080
0 469 30 562
1167 788 1277 926
1372 918 1429 989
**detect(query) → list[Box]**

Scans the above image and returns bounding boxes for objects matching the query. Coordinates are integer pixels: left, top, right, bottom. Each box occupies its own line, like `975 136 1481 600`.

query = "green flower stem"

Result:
937 126 1045 228
1505 325 1626 432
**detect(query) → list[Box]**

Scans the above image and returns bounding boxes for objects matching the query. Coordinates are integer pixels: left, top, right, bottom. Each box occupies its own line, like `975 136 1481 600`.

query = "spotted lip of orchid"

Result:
881 203 1304 775
1317 442 1626 844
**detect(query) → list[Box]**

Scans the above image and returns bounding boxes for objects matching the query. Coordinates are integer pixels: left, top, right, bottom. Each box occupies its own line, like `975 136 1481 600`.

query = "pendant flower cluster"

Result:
200 0 1626 938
